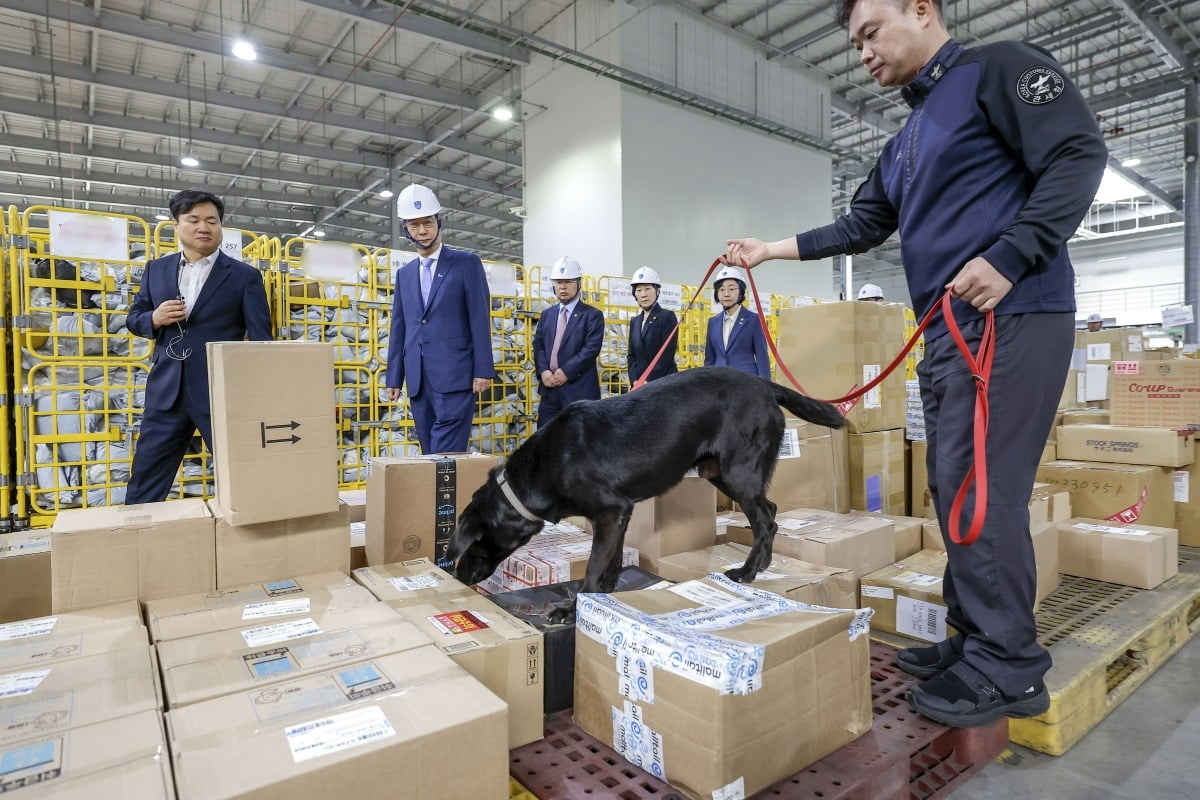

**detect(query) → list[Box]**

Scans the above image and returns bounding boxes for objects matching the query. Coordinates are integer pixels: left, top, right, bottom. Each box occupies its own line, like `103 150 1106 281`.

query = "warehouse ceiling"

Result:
0 0 1195 266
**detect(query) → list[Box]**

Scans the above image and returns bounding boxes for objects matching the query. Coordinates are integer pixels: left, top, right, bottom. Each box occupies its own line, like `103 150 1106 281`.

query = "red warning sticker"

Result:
427 610 490 635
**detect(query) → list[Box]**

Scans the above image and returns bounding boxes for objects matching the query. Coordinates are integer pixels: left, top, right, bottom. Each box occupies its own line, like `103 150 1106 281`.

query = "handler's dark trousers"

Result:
919 312 1073 696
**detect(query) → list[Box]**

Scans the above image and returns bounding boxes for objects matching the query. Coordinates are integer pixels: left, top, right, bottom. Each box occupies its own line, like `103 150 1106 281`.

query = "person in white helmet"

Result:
385 183 495 454
704 266 771 378
858 283 885 302
1085 313 1103 332
533 257 604 427
626 266 679 387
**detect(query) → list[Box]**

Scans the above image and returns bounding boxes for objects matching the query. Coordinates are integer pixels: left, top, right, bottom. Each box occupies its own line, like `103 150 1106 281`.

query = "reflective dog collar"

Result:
496 469 542 522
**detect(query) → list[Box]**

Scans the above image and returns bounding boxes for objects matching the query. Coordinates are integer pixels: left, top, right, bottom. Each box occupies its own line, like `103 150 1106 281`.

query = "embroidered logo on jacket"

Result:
1016 66 1065 105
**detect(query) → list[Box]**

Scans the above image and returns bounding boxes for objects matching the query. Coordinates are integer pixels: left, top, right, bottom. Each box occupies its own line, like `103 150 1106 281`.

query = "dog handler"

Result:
723 0 1106 727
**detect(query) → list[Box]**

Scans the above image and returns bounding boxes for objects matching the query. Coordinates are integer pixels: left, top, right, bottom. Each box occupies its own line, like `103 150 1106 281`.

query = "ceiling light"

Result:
1094 168 1148 203
232 39 257 61
492 105 514 122
378 188 394 199
180 153 200 167
155 213 170 221
313 227 326 238
1121 157 1142 168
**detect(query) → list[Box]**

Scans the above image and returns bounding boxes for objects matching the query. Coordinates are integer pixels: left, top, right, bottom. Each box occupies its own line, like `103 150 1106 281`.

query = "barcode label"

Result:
242 598 311 620
863 365 882 409
861 585 894 599
1074 522 1148 536
241 618 323 647
387 572 442 593
285 705 395 763
895 596 946 642
892 571 941 587
1175 470 1189 503
0 618 57 642
0 669 50 699
777 428 800 459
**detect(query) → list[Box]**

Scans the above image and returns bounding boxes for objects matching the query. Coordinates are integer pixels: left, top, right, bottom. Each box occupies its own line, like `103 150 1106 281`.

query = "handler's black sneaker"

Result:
908 660 1050 728
895 634 963 679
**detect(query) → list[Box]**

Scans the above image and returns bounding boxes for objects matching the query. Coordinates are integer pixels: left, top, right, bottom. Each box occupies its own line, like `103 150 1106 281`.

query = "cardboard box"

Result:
574 577 872 800
1030 521 1059 607
0 646 161 747
50 499 215 612
909 439 933 518
214 502 351 589
848 511 924 560
766 415 849 513
1030 484 1073 522
209 341 339 526
1056 425 1194 468
625 477 716 571
849 429 906 514
1077 328 1147 362
145 571 369 643
391 595 544 748
157 605 416 708
1036 460 1174 528
654 544 856 608
486 566 666 714
1110 359 1200 429
726 510 895 579
1058 368 1078 410
777 302 907 433
1061 408 1111 425
167 647 508 800
353 559 477 608
339 489 367 523
0 531 51 623
1056 518 1178 589
1171 460 1200 546
475 528 638 595
0 616 148 672
366 454 499 569
859 550 951 641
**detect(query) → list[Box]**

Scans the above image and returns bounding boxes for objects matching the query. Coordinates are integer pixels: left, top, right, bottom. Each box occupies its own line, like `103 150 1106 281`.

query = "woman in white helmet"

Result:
626 266 679 387
703 266 771 378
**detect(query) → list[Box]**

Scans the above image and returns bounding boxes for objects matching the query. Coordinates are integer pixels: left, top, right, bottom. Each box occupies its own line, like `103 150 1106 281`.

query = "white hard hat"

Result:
1086 313 1103 324
396 184 442 220
857 283 884 300
630 266 661 287
713 265 747 287
550 256 583 280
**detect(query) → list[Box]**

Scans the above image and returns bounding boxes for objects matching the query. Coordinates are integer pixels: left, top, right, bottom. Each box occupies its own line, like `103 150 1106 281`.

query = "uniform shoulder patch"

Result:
1016 65 1065 105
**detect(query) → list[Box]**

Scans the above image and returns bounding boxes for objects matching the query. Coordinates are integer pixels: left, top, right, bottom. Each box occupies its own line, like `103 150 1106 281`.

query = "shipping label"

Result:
861 585 894 599
1175 470 1189 502
241 618 323 648
386 572 443 593
242 598 311 620
0 620 56 642
0 671 50 700
1073 522 1149 536
285 705 396 763
895 596 946 642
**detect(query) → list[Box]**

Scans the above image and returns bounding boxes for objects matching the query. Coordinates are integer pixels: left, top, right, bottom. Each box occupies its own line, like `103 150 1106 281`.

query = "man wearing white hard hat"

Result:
626 266 679 387
857 283 885 302
385 183 495 454
1085 313 1102 332
533 257 604 427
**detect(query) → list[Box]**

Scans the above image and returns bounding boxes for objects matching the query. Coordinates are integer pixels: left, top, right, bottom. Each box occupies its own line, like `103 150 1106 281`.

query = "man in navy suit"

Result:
533 257 604 428
626 265 678 388
704 266 771 378
386 184 495 454
125 189 272 504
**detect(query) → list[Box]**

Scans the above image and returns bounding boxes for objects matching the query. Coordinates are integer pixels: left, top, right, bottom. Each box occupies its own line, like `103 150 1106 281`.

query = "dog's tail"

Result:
767 380 846 429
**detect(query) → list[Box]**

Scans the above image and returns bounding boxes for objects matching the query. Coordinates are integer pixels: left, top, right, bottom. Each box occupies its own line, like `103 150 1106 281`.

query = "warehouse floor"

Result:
955 633 1200 798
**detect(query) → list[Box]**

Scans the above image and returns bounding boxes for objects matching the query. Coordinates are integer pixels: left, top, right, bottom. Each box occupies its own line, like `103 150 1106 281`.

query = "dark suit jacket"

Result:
386 246 495 397
627 304 679 386
534 300 605 402
127 251 272 412
704 306 771 378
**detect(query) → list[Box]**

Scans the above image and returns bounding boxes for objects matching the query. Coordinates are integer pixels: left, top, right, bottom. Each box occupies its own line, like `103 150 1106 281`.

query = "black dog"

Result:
446 366 845 621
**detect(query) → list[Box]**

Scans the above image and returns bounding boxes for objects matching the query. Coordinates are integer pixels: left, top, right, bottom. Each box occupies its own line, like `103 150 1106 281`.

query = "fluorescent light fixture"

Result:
1120 157 1142 168
1093 168 1147 204
378 188 394 199
492 105 514 122
313 227 326 238
232 39 257 61
180 153 200 167
155 213 170 221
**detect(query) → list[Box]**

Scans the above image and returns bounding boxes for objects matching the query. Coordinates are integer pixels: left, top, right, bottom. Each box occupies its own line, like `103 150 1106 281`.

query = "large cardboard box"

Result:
1172 460 1200 547
145 571 370 642
1061 408 1111 426
1036 460 1174 528
167 647 508 800
214 502 351 589
848 510 925 560
353 558 478 609
574 577 872 800
0 646 161 747
0 601 140 658
0 531 51 623
1031 521 1060 606
339 489 367 523
776 302 907 434
625 476 716 571
366 454 499 569
654 544 856 608
49 499 215 612
859 550 951 641
726 510 895 579
1056 424 1194 468
849 429 906 513
209 341 339 526
156 604 417 708
766 415 850 513
1056 518 1178 589
475 529 639 595
1110 359 1200 429
1076 328 1147 362
909 438 934 518
0 616 148 672
391 595 544 748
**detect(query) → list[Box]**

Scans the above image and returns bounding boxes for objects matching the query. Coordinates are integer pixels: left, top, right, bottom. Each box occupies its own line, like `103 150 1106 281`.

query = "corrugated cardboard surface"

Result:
765 415 850 513
338 489 367 523
0 531 51 624
365 455 498 568
157 605 417 708
1030 521 1059 607
209 341 339 526
1110 359 1200 429
475 529 639 595
353 559 477 607
777 302 907 433
573 578 871 800
1056 517 1178 590
1061 408 1111 425
726 509 895 579
623 477 716 571
1076 329 1147 362
0 601 141 653
859 550 951 641
848 429 907 514
50 499 215 612
213 503 351 589
847 511 924 560
654 544 856 607
167 646 508 800
1056 424 1195 468
145 571 366 642
1171 460 1200 547
1036 460 1175 528
0 646 161 747
0 617 148 672
391 595 544 748
909 439 933 518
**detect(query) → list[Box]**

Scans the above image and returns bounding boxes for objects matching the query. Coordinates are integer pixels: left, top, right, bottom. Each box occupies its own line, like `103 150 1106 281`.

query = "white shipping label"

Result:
715 516 737 527
285 705 396 764
668 581 743 609
242 598 312 620
242 618 323 647
861 585 894 599
778 518 818 531
1076 372 1086 402
1127 335 1143 353
1175 470 1189 503
713 776 746 800
863 364 882 409
0 618 57 642
1086 342 1112 361
387 572 442 593
617 653 655 703
896 596 946 642
1074 523 1148 536
892 571 942 587
0 669 51 699
778 428 800 459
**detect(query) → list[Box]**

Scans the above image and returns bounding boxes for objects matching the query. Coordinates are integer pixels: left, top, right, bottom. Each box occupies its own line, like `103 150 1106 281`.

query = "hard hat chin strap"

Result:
401 215 443 248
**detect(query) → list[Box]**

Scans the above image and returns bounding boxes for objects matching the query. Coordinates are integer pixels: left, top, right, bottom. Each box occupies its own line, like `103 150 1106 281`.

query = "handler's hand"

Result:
723 238 769 270
947 257 1012 312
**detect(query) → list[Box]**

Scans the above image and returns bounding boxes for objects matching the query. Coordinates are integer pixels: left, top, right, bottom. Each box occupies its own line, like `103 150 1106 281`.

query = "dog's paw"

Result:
546 600 578 625
724 565 755 584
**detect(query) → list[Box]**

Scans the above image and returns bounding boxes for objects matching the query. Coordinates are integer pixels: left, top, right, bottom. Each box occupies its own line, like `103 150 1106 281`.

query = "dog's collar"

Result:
496 469 542 522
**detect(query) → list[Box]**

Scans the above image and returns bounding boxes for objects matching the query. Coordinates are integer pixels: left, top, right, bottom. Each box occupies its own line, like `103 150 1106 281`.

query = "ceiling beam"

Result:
1109 0 1191 70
